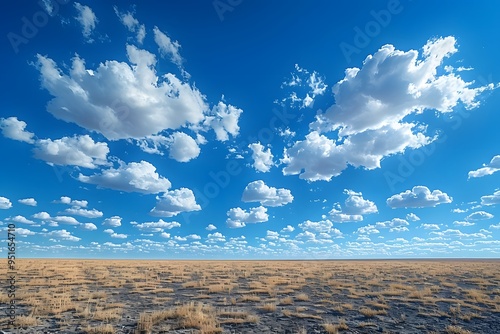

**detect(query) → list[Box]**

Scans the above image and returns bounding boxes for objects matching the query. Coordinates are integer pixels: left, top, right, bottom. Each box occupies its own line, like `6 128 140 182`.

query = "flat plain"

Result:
1 259 500 333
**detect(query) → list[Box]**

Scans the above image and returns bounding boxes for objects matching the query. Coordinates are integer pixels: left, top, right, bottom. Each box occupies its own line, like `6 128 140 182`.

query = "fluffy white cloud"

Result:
207 232 225 242
421 223 440 230
79 161 171 194
387 186 452 208
32 211 50 219
134 219 181 232
55 196 88 207
466 211 494 222
204 101 243 142
33 135 109 169
167 132 200 162
15 228 36 237
453 221 475 226
406 213 420 221
153 26 182 66
110 232 128 239
248 143 274 173
375 218 409 233
226 206 268 228
137 132 201 161
53 216 80 225
0 117 35 143
282 126 429 181
64 207 103 218
102 216 122 227
281 225 295 233
9 215 36 225
298 219 336 234
47 229 80 242
241 180 293 207
314 36 492 136
429 229 489 240
282 37 495 181
480 190 500 206
468 155 500 179
357 224 380 235
329 189 377 222
81 223 97 231
205 224 217 231
150 188 201 217
18 198 37 206
114 7 145 44
74 3 98 42
0 196 12 209
35 45 207 140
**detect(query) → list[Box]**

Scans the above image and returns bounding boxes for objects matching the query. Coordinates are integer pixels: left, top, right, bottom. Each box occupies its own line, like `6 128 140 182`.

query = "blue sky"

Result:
1 0 500 259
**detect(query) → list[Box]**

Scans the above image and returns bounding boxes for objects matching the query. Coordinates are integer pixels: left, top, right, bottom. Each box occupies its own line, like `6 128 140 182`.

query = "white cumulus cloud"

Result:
282 37 496 181
102 216 122 227
33 135 109 169
226 206 268 228
79 161 171 194
0 197 12 209
466 211 494 222
387 186 452 208
150 188 201 217
18 198 37 206
242 180 293 207
0 117 35 143
248 142 274 173
468 155 500 178
481 190 500 206
329 189 378 222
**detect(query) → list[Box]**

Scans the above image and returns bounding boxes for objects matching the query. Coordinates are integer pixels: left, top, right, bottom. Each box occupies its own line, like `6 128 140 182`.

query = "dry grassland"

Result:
1 259 499 333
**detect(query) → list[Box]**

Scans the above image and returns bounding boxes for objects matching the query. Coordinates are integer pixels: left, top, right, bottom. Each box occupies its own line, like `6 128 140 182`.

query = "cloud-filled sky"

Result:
1 0 500 259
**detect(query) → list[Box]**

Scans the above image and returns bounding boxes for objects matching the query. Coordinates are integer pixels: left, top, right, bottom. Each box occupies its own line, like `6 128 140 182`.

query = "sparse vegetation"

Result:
1 259 499 333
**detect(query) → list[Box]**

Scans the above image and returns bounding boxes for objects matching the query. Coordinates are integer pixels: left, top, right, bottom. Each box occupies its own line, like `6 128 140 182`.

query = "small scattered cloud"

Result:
387 186 452 208
329 189 378 222
18 198 37 206
150 188 201 217
79 161 171 194
81 223 97 231
34 135 109 169
248 143 274 173
114 7 146 44
226 206 268 228
406 213 420 221
102 216 122 227
9 215 36 225
242 180 293 207
47 229 81 242
468 155 500 179
205 224 217 231
466 211 494 222
74 2 98 42
0 196 12 209
153 26 182 67
0 117 35 143
481 190 500 206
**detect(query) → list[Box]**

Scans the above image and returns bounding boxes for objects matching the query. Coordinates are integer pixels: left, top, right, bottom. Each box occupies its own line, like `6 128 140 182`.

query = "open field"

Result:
1 259 500 333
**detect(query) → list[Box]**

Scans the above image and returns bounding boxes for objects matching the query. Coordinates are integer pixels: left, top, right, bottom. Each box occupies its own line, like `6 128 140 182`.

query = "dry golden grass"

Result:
2 259 499 333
